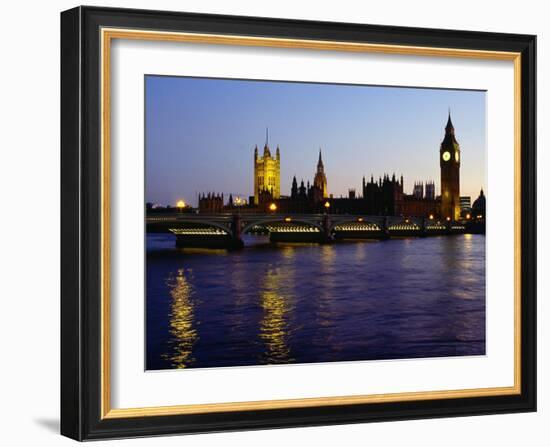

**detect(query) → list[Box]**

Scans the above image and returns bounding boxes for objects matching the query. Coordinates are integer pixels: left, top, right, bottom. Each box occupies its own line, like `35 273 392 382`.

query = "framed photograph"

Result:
61 6 536 441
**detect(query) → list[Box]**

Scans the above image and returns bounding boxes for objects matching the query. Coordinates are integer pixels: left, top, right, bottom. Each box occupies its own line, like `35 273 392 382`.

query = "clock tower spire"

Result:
314 148 328 198
440 111 461 220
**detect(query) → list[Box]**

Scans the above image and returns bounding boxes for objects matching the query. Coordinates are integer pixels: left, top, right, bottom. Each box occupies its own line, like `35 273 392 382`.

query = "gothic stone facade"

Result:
253 141 280 205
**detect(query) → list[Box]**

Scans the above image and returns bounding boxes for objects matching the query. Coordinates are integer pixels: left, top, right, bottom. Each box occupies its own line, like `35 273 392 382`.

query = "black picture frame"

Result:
61 5 536 441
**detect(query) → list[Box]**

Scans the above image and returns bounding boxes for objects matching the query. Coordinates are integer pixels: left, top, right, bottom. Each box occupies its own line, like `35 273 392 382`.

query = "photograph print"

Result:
145 76 487 371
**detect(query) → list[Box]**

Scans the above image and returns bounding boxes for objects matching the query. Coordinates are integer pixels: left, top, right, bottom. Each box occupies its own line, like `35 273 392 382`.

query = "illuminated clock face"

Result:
442 151 451 161
455 151 460 162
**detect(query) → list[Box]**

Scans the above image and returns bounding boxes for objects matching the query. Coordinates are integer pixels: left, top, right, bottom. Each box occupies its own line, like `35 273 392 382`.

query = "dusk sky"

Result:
145 76 486 207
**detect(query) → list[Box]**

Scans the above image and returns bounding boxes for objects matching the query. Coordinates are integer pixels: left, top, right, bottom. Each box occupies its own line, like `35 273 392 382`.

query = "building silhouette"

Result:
399 191 438 217
362 174 404 215
290 176 298 199
472 189 486 218
460 196 471 210
425 181 435 200
184 113 473 219
440 112 461 220
198 192 224 213
413 181 424 199
253 129 280 205
313 149 328 198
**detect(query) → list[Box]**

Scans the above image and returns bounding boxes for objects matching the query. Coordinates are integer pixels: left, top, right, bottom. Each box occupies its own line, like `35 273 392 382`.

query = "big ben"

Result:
440 112 461 220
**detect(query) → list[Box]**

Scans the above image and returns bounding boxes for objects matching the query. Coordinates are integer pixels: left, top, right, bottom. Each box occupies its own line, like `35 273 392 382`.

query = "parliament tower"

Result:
440 112 461 220
313 149 328 198
253 129 280 205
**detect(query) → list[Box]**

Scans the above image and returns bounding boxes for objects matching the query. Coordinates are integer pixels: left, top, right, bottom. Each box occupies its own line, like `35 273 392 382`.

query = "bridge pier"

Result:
382 217 390 239
321 214 333 243
231 214 242 240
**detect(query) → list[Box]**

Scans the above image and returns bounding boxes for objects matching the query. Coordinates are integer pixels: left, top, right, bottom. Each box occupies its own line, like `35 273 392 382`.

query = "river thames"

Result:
146 234 485 370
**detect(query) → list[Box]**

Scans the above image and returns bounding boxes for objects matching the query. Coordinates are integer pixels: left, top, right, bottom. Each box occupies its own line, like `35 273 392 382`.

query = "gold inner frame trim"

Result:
100 27 522 419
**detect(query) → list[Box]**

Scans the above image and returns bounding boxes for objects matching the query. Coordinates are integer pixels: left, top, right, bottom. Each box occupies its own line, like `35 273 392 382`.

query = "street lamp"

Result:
466 213 471 220
429 214 434 220
176 200 186 212
446 216 451 222
269 203 277 212
324 201 330 213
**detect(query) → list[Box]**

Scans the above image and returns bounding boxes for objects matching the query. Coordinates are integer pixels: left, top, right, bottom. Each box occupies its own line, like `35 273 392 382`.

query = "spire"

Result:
316 148 325 175
291 176 298 198
317 147 325 170
441 109 459 149
262 128 271 157
445 109 455 134
262 128 272 157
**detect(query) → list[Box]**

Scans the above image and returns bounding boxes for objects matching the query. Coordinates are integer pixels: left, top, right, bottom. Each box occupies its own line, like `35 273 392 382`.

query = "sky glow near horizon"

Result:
145 75 486 207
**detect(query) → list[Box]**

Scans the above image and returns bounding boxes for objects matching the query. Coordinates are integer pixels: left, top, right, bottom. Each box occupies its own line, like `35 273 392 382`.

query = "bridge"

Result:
147 213 467 249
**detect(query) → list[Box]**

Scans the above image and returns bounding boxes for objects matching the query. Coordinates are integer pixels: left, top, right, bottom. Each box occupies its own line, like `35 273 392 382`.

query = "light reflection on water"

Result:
259 268 294 364
162 269 198 368
146 234 485 370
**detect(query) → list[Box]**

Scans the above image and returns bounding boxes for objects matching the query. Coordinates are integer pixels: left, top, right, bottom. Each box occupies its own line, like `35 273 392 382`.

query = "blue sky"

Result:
145 76 486 206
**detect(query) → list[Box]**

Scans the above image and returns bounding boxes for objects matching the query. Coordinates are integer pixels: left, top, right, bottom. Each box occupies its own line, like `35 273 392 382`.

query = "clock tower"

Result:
440 112 461 220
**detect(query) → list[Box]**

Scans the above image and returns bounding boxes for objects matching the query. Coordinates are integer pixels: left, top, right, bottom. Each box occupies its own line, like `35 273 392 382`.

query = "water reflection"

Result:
316 244 336 330
259 267 294 364
147 234 486 370
163 268 198 368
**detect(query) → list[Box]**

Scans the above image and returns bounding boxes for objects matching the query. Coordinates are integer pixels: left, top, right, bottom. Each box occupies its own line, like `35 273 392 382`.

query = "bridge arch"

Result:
164 220 234 237
329 219 382 233
241 217 323 235
387 219 421 232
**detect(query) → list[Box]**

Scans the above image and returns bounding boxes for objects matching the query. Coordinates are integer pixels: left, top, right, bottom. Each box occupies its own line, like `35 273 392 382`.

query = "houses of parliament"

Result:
199 115 483 219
